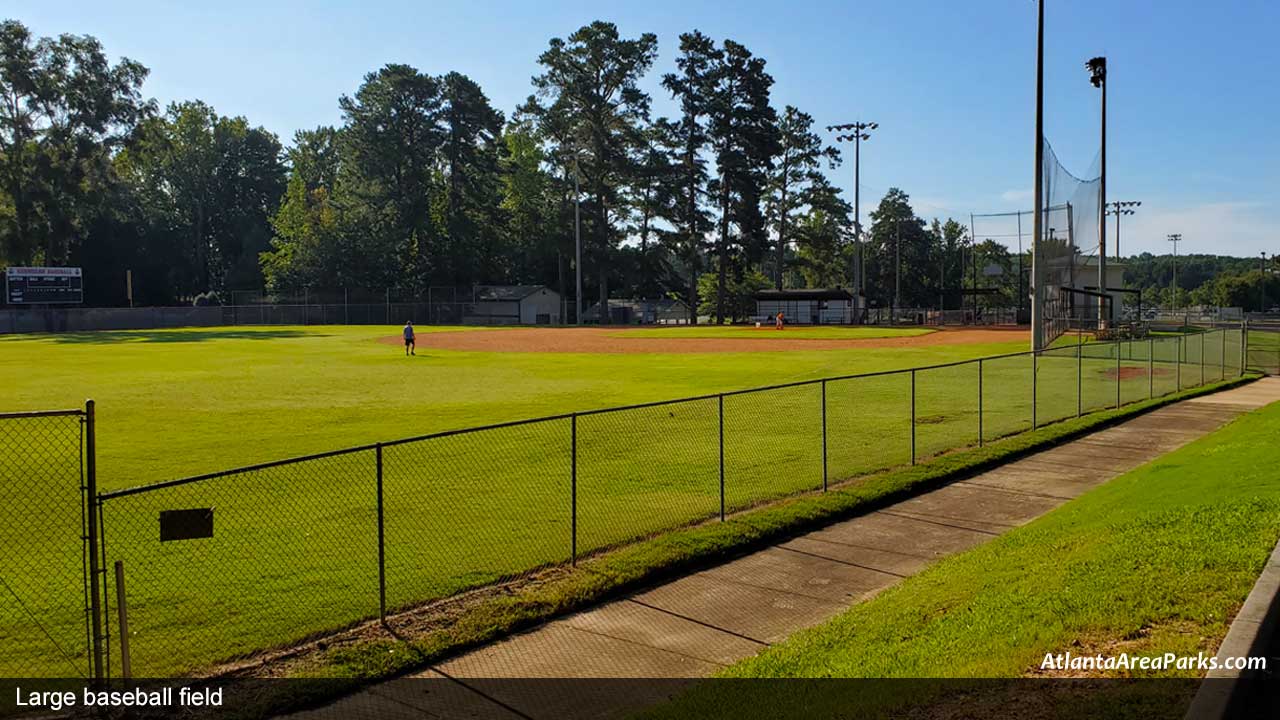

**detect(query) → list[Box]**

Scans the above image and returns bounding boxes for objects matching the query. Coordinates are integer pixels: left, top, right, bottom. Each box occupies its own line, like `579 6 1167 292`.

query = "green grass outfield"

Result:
2 325 1001 487
0 325 1243 677
645 396 1280 719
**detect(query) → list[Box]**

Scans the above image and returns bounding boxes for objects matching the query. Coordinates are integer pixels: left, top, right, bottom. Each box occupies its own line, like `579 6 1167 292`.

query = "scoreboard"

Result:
5 267 84 305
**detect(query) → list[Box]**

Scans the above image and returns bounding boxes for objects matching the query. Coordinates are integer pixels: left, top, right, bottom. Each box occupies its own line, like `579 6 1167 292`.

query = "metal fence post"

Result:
1177 335 1182 389
1076 344 1083 418
1032 351 1038 430
977 359 984 447
718 395 725 519
1241 320 1248 376
1200 331 1205 386
1115 341 1121 409
1220 327 1226 380
1148 337 1154 399
114 560 131 679
571 414 578 564
910 369 917 465
820 381 828 491
375 444 387 625
84 399 104 683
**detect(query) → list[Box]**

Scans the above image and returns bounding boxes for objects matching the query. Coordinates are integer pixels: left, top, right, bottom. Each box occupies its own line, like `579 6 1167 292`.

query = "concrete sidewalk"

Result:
294 378 1280 720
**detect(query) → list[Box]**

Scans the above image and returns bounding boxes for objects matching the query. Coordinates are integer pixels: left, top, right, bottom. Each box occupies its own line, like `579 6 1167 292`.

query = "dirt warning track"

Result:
381 326 1029 354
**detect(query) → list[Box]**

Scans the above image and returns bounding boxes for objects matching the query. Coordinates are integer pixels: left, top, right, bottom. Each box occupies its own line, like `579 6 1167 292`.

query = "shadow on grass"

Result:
29 328 325 344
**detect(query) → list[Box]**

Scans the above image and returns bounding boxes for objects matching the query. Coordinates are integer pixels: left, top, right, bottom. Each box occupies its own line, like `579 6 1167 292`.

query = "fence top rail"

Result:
96 329 1229 499
98 443 379 500
0 408 85 420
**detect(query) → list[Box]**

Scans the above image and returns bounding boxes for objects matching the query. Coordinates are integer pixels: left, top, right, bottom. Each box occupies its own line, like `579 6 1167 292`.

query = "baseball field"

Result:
0 324 1239 677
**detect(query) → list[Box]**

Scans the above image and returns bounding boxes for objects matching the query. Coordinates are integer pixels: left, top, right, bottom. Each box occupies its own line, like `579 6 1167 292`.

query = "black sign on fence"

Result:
5 267 83 305
159 508 214 542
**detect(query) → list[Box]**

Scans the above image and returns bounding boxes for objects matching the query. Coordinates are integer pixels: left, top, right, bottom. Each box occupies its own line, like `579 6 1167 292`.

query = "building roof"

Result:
754 288 854 301
474 285 555 302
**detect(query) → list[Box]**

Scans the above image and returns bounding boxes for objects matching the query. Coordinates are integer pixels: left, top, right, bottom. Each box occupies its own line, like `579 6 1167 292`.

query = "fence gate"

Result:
0 402 104 679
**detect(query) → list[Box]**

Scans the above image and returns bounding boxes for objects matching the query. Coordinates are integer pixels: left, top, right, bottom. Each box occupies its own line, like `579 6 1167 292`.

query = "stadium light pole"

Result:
1087 56 1107 329
828 121 878 310
1167 233 1182 314
573 154 583 326
895 217 903 314
1030 0 1046 351
1106 200 1140 257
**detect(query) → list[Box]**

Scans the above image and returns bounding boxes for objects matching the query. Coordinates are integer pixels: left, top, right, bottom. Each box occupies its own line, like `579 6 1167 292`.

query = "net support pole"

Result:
1029 0 1046 352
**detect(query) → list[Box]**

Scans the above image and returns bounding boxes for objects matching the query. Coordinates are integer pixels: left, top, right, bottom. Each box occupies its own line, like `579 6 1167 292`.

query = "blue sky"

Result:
10 0 1278 257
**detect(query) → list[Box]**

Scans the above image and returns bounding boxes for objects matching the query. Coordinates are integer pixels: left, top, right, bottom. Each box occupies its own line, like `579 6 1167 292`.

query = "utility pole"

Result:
828 121 878 310
1167 233 1182 314
1087 57 1107 329
1031 0 1046 351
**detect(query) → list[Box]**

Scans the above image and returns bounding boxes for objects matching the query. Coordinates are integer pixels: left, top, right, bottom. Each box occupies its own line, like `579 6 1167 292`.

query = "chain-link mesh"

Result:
0 412 89 678
1035 345 1081 426
1223 327 1244 377
100 449 379 677
1179 334 1199 391
981 353 1034 441
1151 335 1182 397
1246 325 1280 375
914 363 980 461
1079 341 1119 415
383 419 571 610
723 383 823 512
826 373 912 481
578 400 719 553
1117 338 1147 406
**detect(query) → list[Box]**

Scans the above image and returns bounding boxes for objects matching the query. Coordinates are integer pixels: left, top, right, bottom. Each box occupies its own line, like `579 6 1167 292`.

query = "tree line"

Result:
4 18 1270 321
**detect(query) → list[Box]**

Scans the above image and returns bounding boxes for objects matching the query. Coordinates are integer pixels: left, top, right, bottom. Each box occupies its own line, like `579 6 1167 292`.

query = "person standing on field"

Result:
775 311 785 330
403 321 415 356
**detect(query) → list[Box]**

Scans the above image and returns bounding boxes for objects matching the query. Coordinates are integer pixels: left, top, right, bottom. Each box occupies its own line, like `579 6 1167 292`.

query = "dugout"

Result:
754 289 856 325
465 285 562 325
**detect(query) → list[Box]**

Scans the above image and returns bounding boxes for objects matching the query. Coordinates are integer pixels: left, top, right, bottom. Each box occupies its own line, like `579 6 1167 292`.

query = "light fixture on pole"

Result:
1086 56 1107 328
827 121 878 309
1106 200 1140 257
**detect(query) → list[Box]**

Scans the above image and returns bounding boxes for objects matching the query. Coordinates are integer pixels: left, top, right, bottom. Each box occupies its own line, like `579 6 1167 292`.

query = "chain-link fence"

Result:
8 329 1246 679
1246 321 1280 375
0 406 99 679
